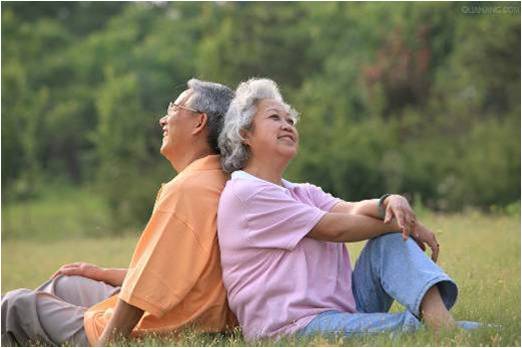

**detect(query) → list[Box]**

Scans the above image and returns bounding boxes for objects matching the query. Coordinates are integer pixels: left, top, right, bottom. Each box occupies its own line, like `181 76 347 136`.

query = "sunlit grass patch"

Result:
1 236 137 291
2 185 117 241
1 209 519 346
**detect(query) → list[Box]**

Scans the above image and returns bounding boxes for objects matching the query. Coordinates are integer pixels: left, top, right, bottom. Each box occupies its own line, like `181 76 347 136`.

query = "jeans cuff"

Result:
412 276 458 318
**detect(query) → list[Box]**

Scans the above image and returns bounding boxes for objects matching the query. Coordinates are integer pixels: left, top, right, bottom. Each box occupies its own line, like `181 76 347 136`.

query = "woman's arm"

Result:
331 199 381 219
308 212 403 243
331 195 417 240
309 212 441 261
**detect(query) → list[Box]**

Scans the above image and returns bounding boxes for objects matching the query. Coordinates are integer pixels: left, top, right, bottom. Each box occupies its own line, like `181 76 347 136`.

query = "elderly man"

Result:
1 79 237 346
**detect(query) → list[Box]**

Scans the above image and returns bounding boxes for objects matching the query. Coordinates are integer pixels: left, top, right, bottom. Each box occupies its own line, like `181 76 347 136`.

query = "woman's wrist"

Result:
378 194 392 219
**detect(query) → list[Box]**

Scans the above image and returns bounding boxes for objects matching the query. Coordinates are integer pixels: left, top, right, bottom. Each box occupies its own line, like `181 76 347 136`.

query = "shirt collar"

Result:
231 170 296 189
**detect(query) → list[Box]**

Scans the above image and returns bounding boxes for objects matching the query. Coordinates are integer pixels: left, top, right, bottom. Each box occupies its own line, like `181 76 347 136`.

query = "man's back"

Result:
84 155 236 345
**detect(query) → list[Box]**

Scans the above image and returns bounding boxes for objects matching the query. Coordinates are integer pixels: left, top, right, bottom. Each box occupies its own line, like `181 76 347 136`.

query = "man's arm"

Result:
95 298 144 346
51 263 127 287
99 268 128 287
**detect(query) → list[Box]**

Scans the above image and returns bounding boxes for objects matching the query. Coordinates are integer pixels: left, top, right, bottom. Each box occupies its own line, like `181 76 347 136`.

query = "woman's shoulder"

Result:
282 179 322 194
222 171 286 203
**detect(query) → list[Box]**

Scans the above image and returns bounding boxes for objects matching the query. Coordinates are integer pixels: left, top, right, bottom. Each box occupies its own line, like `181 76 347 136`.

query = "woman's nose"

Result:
281 122 293 131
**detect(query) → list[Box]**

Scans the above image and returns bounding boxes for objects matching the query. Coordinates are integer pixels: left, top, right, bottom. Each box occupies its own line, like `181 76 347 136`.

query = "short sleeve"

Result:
119 202 209 318
303 183 341 212
244 185 326 251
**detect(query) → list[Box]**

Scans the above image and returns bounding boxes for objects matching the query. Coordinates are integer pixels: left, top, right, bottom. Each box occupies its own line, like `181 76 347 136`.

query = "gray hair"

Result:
186 78 234 154
218 78 299 173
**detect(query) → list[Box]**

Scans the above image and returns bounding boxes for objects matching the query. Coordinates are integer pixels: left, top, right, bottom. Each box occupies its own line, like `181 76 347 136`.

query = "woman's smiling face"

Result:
243 99 299 162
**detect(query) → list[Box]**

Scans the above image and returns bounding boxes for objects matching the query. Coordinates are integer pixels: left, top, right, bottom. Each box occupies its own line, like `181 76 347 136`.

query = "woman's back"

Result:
217 171 357 340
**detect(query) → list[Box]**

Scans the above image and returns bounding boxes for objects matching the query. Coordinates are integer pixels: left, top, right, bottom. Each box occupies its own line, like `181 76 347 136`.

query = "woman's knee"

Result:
367 232 404 249
361 232 426 267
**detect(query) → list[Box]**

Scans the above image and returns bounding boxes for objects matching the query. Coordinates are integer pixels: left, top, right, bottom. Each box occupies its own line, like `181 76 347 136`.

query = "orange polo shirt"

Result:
83 155 237 345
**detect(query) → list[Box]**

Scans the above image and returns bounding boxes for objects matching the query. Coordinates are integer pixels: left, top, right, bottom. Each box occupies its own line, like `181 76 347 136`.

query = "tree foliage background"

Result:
2 2 520 230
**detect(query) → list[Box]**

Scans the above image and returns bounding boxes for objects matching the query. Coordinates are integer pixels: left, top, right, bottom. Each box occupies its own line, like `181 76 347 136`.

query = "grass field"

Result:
2 194 520 346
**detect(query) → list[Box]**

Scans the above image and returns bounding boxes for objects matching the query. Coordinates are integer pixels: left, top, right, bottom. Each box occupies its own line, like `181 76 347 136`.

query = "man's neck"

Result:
169 147 215 173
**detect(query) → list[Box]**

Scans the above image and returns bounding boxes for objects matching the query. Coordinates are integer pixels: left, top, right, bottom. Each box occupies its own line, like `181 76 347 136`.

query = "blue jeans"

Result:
300 232 459 336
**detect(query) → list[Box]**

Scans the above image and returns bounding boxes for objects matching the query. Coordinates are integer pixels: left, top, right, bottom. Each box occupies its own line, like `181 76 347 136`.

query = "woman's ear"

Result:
192 113 208 135
240 129 251 145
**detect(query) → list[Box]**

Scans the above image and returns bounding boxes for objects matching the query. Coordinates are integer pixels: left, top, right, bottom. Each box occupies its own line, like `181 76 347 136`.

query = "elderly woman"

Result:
217 78 478 341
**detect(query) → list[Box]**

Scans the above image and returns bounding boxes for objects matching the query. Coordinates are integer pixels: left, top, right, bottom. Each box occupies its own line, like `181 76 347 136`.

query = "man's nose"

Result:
159 115 167 126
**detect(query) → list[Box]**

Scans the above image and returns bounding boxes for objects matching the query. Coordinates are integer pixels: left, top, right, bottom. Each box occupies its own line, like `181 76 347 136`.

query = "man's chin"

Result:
160 144 175 160
159 144 167 157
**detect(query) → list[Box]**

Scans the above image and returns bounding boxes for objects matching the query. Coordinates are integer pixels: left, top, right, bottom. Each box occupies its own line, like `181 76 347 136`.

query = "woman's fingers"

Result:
412 235 426 251
404 210 417 238
412 219 419 238
394 210 410 240
385 202 419 242
427 236 439 262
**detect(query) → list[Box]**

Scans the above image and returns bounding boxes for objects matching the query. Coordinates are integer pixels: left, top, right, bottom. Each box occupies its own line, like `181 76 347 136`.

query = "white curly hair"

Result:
218 78 299 173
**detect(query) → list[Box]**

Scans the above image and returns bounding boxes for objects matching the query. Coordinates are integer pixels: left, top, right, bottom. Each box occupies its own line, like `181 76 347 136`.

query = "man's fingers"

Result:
50 264 81 279
50 265 68 279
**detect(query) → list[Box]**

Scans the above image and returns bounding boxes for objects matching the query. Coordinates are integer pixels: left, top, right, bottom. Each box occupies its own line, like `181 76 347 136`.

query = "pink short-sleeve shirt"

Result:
217 171 357 341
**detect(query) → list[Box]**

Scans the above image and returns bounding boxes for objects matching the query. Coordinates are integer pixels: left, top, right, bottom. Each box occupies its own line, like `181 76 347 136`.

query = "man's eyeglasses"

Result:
167 101 202 115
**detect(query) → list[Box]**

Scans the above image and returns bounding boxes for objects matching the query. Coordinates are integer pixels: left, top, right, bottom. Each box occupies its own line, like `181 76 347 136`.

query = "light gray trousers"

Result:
1 275 119 346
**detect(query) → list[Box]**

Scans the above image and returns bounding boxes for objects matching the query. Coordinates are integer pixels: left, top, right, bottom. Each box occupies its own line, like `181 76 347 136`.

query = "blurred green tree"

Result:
2 2 520 230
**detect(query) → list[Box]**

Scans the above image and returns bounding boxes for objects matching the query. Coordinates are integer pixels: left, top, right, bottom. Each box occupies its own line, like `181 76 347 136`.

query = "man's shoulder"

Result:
169 168 227 194
154 169 226 213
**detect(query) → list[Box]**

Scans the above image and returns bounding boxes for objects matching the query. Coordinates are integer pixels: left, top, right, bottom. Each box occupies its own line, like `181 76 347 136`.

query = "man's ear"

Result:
191 113 208 135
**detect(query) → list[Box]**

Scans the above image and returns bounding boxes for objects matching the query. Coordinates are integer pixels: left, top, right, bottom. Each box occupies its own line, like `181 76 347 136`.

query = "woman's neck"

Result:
243 160 287 187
